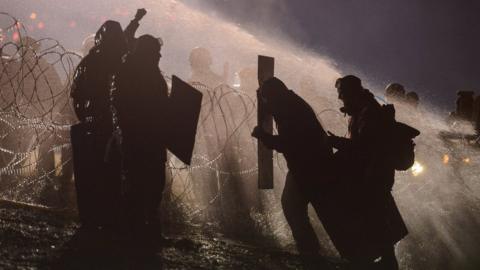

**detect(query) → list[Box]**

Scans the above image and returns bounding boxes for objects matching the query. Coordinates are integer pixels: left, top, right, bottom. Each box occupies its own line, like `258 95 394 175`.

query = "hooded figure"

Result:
327 75 408 269
70 11 146 229
252 77 334 257
72 8 147 122
113 34 168 239
71 20 128 123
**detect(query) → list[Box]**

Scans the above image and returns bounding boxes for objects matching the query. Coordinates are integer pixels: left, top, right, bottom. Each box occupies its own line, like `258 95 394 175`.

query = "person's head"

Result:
258 77 289 114
94 20 127 58
189 47 212 71
133 34 162 67
406 91 419 108
385 83 406 101
335 75 366 114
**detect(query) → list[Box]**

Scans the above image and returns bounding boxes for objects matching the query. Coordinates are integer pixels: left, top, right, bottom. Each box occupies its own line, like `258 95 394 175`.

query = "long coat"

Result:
326 90 408 260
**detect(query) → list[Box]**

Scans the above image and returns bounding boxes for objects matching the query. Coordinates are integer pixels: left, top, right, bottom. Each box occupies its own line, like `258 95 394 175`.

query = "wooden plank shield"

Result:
167 75 203 165
257 55 274 189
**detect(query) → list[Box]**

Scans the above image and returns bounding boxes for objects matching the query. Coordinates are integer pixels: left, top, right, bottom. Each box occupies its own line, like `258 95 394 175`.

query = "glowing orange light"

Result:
37 21 45 29
69 20 77 28
443 154 449 164
12 32 20 42
463 158 471 163
30 12 37 20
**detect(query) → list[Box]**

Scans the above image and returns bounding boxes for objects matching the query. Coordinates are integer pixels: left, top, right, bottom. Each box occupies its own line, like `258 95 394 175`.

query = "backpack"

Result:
382 104 421 171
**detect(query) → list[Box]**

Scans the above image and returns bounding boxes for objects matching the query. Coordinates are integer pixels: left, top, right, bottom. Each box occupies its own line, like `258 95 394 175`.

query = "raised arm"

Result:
124 8 147 50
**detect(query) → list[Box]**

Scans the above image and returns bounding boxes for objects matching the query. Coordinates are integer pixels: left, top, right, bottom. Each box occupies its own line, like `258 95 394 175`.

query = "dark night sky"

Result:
185 0 480 109
3 0 479 109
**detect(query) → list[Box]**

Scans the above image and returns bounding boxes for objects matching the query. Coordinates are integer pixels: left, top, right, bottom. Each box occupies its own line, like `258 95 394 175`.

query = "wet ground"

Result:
0 200 345 270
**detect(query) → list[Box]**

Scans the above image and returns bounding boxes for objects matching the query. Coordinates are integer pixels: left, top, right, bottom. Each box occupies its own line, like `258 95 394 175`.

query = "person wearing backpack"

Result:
326 75 418 270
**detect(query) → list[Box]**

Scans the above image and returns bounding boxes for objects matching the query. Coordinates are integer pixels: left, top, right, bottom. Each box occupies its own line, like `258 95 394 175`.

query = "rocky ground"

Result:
0 200 346 270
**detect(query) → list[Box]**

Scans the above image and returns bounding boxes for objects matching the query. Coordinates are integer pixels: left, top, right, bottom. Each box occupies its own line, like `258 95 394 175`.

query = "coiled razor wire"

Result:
0 13 79 207
0 14 348 225
0 13 280 215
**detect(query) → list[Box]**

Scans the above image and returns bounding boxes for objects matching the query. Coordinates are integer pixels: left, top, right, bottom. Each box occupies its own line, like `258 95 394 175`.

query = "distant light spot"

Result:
12 32 20 42
69 20 77 28
443 154 449 164
463 157 470 164
37 21 45 29
30 12 37 20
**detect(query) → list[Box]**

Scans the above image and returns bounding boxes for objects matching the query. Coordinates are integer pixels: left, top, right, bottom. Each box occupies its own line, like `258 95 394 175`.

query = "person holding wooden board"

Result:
251 77 334 257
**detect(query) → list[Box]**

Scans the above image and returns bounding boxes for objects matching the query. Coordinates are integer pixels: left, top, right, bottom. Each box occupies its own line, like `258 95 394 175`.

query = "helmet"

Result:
385 83 405 98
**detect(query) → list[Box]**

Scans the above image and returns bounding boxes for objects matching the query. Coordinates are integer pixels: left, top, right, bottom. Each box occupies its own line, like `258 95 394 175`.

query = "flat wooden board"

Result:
257 55 274 189
167 75 203 165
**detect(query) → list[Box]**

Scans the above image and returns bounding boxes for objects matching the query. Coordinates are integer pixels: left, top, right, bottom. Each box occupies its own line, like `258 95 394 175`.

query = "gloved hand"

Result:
327 131 345 148
135 8 147 21
251 126 266 139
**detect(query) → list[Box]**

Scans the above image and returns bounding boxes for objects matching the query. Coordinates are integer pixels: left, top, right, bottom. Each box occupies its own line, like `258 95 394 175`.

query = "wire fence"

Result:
0 13 295 219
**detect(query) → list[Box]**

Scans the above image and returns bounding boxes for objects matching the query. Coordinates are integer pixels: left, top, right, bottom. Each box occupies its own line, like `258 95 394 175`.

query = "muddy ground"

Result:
0 200 346 270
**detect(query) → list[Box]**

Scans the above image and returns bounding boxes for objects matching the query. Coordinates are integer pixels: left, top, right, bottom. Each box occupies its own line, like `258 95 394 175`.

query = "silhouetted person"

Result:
385 83 405 103
327 75 408 269
70 10 146 229
113 34 168 241
189 47 227 88
405 91 419 109
454 91 474 121
251 77 333 257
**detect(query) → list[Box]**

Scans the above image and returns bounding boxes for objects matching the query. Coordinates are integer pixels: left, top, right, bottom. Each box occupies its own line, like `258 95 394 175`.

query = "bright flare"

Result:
69 20 77 28
411 161 424 176
443 154 449 164
30 12 37 20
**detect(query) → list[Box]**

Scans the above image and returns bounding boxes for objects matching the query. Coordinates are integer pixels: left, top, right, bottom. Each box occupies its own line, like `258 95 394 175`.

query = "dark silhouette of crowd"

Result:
68 8 427 270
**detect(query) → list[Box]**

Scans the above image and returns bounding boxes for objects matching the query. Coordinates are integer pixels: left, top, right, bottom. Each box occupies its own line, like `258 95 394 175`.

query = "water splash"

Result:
1 1 480 269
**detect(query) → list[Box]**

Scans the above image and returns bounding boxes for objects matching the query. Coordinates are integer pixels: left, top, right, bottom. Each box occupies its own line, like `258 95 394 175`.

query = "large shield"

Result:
257 55 275 189
167 75 203 165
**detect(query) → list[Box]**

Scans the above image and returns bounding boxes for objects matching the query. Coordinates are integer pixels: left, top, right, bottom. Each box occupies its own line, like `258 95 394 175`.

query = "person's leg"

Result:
145 162 166 224
130 159 165 247
281 172 321 254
